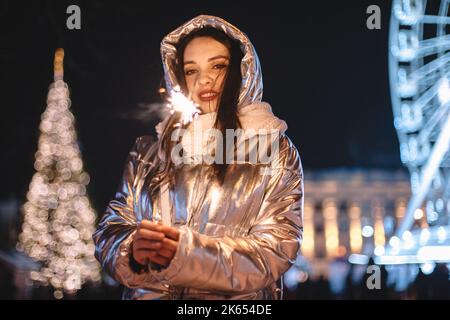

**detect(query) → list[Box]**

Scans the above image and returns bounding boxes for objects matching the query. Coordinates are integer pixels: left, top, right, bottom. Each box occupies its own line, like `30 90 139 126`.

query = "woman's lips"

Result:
198 90 219 102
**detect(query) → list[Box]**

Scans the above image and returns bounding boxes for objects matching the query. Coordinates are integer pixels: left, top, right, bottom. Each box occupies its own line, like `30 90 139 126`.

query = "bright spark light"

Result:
167 85 201 125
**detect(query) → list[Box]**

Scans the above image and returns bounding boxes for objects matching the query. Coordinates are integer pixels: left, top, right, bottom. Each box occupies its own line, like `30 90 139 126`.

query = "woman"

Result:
93 15 304 300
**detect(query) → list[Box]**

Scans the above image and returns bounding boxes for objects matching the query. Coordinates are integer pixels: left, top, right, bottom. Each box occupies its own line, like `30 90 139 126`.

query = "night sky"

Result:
0 0 401 214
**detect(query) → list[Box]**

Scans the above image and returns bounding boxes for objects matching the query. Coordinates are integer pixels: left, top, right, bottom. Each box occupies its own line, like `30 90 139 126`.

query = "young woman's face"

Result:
183 36 230 113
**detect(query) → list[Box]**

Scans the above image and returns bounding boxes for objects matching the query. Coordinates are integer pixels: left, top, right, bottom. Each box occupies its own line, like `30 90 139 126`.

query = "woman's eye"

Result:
213 64 228 70
185 69 196 76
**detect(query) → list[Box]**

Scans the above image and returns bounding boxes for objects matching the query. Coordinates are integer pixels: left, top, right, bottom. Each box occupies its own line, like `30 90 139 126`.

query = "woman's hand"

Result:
154 222 180 267
132 220 179 267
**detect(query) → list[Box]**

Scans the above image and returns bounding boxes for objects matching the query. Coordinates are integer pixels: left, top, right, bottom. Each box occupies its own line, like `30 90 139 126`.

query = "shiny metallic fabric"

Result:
93 15 304 300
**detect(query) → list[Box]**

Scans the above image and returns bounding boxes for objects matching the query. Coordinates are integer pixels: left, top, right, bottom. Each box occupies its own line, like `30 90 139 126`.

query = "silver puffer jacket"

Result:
93 15 304 300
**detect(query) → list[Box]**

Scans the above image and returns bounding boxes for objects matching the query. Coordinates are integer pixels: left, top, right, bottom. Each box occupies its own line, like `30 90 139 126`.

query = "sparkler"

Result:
165 85 201 125
152 86 201 226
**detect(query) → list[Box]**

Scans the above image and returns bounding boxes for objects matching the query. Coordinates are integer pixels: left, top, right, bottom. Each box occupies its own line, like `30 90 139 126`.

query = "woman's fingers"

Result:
157 247 174 259
133 250 151 265
147 251 170 267
159 225 180 241
134 238 162 251
136 228 165 241
135 239 177 259
134 220 178 267
134 249 169 267
139 220 179 241
139 220 162 231
161 237 178 252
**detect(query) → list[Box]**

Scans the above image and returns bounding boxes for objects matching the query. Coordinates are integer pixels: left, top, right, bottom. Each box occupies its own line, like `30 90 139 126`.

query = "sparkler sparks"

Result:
166 85 201 125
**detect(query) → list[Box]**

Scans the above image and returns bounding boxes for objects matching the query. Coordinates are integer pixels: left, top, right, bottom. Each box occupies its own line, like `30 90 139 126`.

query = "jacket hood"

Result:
160 15 263 108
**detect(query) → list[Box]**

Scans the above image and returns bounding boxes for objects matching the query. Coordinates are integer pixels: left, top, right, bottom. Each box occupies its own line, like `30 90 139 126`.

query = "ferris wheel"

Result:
382 0 450 265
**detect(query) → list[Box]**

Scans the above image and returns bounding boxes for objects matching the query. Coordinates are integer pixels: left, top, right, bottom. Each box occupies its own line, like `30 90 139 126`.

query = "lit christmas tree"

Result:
17 49 101 299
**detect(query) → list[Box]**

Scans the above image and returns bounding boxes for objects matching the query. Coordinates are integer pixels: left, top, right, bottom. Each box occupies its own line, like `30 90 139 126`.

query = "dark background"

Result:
0 0 400 215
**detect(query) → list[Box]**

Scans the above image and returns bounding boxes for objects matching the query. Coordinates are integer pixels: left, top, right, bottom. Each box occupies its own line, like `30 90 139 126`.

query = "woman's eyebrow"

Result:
208 55 230 62
184 55 229 66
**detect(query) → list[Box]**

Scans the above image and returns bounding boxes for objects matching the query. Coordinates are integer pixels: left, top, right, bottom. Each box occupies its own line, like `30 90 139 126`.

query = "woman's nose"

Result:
198 72 213 86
